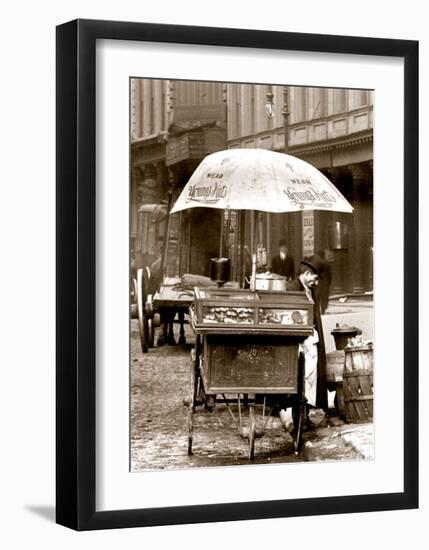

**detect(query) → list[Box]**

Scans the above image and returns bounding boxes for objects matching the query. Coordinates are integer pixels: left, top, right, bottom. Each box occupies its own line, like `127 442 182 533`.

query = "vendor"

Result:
316 248 332 314
287 254 328 412
270 239 295 281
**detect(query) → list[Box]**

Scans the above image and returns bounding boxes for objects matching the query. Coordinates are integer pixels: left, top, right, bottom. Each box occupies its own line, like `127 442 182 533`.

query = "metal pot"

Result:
210 257 231 286
331 324 362 350
255 273 287 291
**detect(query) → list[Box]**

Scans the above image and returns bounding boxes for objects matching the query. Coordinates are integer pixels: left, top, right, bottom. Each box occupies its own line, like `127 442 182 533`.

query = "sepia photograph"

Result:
129 78 374 471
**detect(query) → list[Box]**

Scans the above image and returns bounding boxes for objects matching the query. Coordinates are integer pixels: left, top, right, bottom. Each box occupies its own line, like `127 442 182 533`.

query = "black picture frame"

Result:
56 18 419 531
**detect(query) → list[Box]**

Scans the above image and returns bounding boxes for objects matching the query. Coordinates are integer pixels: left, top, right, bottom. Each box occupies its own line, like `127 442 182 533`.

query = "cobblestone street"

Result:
130 312 374 471
130 321 302 470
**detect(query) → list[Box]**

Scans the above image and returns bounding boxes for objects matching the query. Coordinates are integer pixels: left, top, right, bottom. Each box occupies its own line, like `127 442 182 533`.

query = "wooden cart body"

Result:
188 287 314 457
153 277 194 311
191 288 313 394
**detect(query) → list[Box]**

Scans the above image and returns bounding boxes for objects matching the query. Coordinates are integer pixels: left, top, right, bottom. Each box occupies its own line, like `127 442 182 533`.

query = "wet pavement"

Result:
131 322 300 470
130 310 374 471
303 422 374 461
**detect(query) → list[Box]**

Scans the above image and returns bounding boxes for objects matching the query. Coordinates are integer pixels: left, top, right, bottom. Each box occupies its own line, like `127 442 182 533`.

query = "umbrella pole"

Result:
219 209 224 258
239 211 245 288
250 210 255 259
161 191 174 280
250 210 257 291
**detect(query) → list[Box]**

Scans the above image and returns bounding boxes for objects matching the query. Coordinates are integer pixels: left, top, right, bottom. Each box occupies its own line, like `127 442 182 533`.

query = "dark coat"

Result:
316 262 332 314
287 276 328 411
271 254 295 280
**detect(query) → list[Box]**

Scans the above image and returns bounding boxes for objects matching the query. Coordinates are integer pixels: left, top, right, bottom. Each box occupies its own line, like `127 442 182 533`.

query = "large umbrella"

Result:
170 148 353 214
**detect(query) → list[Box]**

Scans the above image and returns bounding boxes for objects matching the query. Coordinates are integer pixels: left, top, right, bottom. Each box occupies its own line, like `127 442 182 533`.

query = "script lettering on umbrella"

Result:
284 187 337 208
186 181 228 204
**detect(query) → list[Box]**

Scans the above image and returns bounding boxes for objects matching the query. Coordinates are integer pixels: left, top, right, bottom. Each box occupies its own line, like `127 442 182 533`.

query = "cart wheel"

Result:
194 336 207 406
132 278 138 303
292 353 306 454
292 399 305 454
188 349 197 455
187 403 194 455
137 267 151 353
248 404 256 460
145 316 154 348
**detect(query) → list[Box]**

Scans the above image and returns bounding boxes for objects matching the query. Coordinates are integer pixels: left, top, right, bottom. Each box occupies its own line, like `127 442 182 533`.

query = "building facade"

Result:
227 84 373 294
131 79 228 276
131 80 373 294
130 79 169 268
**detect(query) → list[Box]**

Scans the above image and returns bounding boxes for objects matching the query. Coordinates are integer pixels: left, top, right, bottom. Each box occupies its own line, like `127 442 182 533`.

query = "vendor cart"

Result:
145 148 352 458
187 287 314 458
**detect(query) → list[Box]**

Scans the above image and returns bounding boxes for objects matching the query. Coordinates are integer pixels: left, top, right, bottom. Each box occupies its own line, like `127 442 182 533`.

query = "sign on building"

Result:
302 211 315 257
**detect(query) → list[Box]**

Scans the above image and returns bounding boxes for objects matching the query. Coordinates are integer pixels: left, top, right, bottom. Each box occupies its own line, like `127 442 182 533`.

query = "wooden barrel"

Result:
343 369 373 423
344 346 373 372
326 350 345 383
326 351 346 417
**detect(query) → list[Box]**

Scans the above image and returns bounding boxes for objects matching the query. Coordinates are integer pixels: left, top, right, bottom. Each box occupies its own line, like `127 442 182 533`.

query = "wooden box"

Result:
201 334 300 394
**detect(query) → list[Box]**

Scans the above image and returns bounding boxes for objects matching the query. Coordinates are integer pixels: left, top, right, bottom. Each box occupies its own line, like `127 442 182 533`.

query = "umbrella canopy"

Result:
170 148 353 214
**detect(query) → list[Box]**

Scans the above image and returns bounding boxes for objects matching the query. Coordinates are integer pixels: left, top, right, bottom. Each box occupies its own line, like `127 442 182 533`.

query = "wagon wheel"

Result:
136 267 151 353
248 403 256 460
130 278 138 319
132 278 138 304
146 317 154 348
145 294 155 349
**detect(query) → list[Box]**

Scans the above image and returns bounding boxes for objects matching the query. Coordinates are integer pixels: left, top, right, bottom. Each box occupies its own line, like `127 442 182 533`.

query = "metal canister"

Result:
331 324 361 350
255 273 287 291
210 257 231 286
